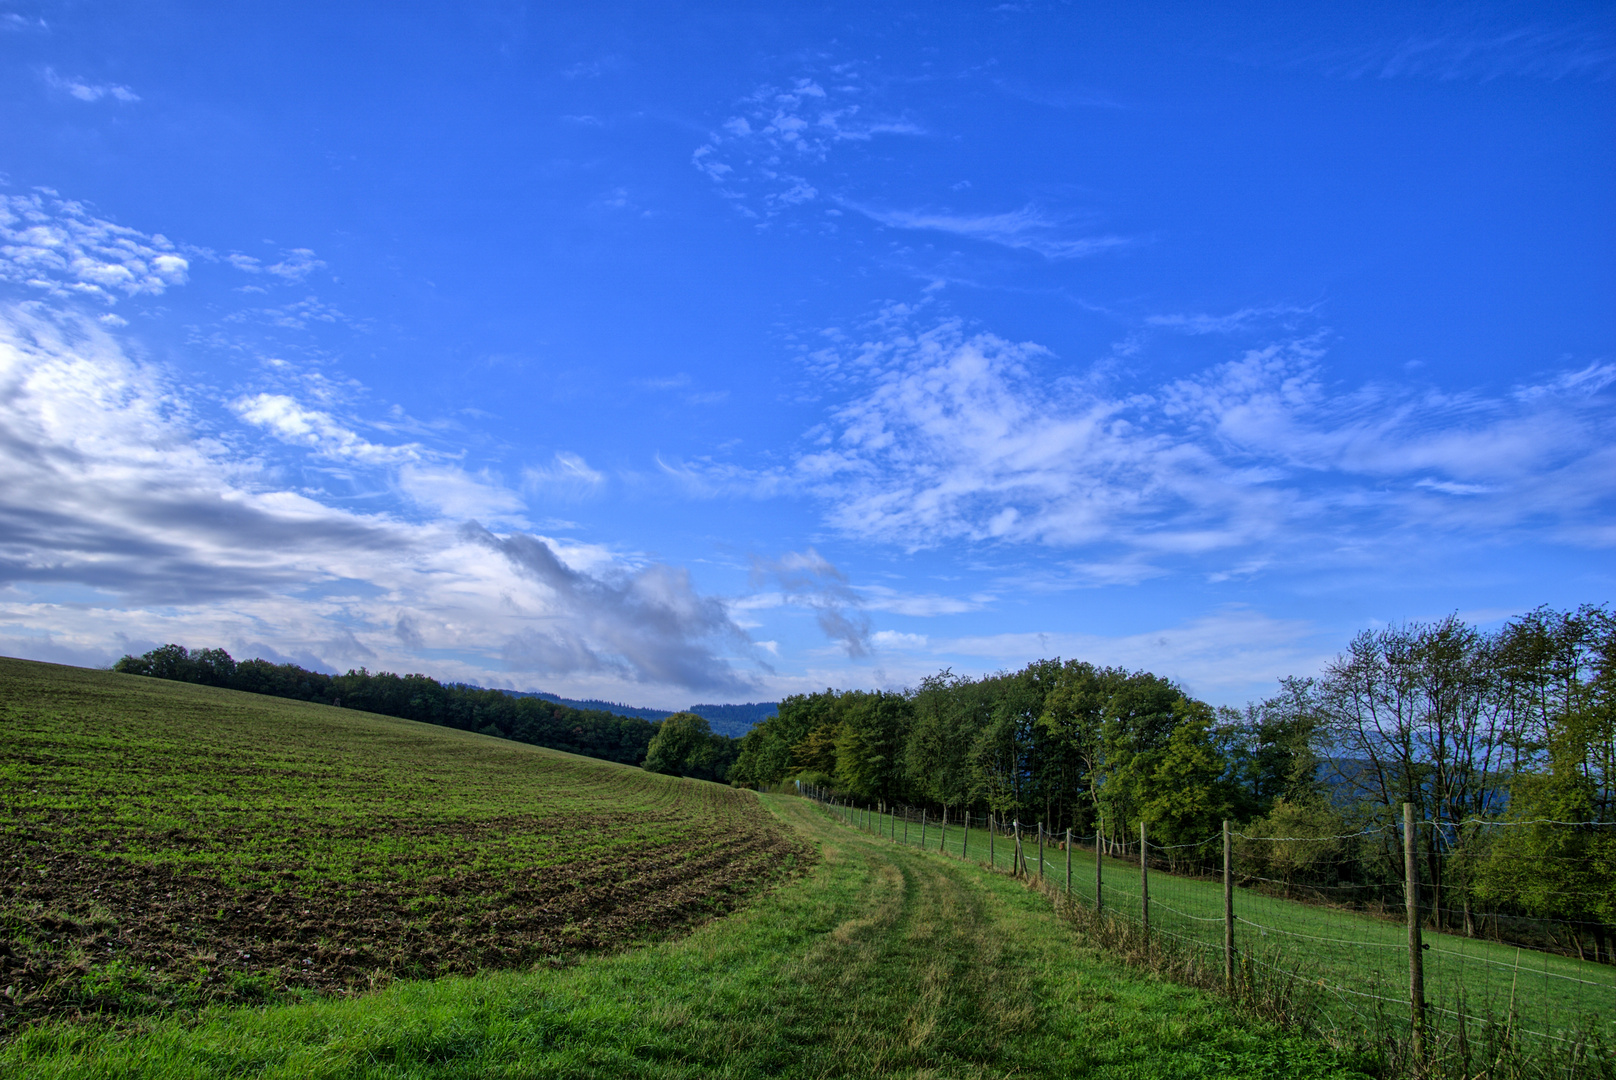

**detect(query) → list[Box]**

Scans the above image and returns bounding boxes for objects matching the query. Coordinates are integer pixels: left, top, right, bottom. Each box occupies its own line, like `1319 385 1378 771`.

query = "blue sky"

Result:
1 1 1612 708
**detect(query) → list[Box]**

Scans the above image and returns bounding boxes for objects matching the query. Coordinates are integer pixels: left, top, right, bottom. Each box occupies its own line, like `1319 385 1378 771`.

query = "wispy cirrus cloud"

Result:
522 451 607 498
847 203 1132 260
1274 20 1616 82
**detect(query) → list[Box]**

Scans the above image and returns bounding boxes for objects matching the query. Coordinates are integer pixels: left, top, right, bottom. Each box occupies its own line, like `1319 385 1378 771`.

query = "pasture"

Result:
833 803 1616 1054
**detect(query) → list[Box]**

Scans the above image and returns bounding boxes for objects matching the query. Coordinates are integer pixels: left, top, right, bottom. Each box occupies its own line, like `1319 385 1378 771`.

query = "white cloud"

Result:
232 392 420 463
266 248 324 282
225 247 325 283
523 451 607 498
0 303 759 697
1145 306 1312 335
398 465 527 521
856 584 987 616
43 68 140 103
676 315 1616 570
871 629 928 650
694 69 924 215
228 295 352 330
848 203 1132 260
1 193 190 303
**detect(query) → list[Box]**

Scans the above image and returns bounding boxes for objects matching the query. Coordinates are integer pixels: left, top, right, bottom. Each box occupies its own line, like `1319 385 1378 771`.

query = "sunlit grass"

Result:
4 796 1369 1079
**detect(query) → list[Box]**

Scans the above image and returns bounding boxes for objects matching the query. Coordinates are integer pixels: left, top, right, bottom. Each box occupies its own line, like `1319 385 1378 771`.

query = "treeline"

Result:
113 645 666 766
731 605 1615 959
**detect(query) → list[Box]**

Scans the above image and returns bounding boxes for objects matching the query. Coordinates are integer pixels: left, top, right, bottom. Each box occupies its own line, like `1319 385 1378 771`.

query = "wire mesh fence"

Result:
798 785 1615 1075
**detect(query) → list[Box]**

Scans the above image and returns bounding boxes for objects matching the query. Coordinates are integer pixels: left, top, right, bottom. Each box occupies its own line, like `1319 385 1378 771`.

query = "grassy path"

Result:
837 803 1614 1046
5 796 1367 1079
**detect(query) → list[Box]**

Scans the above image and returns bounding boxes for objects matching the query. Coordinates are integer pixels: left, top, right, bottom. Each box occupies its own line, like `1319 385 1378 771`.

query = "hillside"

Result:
0 657 807 1031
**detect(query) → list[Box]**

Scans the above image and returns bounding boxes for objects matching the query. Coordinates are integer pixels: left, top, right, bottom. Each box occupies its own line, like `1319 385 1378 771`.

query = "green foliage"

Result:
643 711 735 781
1235 797 1348 886
789 721 841 778
1476 606 1616 929
1141 698 1239 849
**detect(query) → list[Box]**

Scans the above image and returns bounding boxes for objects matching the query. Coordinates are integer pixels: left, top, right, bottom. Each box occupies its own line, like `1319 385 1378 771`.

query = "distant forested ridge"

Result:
493 691 776 736
113 647 663 767
685 702 778 737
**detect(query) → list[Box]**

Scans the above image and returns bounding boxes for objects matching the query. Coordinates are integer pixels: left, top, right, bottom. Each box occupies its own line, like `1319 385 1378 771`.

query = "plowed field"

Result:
0 658 808 1031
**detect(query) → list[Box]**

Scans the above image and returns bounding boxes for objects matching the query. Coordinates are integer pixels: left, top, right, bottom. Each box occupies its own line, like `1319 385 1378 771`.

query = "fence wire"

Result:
799 786 1615 1069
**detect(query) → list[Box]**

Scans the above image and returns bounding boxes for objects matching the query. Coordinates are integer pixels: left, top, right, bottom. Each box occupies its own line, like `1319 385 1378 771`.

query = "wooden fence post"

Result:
1095 815 1103 915
1223 818 1234 995
940 806 947 854
1014 821 1023 877
1140 820 1150 960
1066 828 1072 895
1406 802 1426 1063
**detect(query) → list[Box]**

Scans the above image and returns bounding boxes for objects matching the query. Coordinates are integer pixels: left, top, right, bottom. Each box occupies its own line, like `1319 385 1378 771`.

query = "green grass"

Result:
0 657 761 889
0 657 802 1028
836 804 1616 1052
3 796 1371 1079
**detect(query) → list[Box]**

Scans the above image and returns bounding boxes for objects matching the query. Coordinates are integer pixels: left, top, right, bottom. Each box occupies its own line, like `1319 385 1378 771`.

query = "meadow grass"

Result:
3 796 1369 1079
836 804 1616 1063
